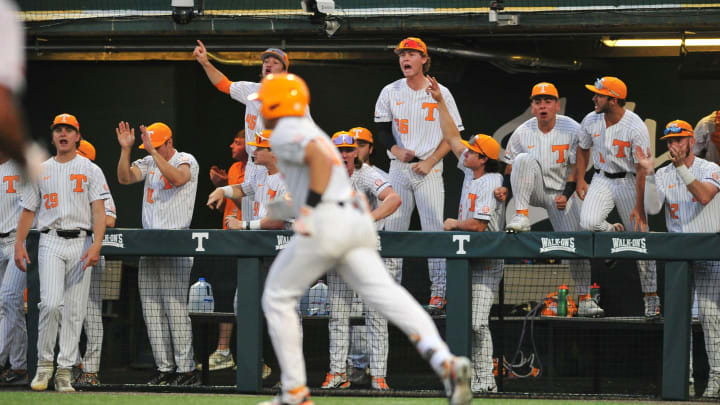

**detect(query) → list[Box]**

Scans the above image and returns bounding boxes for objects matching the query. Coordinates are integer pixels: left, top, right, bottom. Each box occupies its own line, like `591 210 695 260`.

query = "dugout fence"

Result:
21 229 719 400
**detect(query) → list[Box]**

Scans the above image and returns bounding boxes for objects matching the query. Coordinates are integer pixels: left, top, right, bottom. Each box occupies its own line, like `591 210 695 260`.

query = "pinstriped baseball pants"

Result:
79 255 105 373
471 260 503 388
0 236 27 370
694 261 720 375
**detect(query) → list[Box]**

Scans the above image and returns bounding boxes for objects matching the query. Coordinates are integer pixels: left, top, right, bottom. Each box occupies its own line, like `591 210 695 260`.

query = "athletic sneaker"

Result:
371 376 390 391
172 370 201 386
54 368 75 392
442 356 472 405
71 364 83 383
471 376 497 393
258 385 314 405
208 350 235 371
644 294 661 320
2 369 29 386
505 214 531 233
704 374 720 398
427 296 447 315
75 372 100 386
577 296 605 318
320 372 350 389
348 366 369 386
147 371 176 385
30 361 54 391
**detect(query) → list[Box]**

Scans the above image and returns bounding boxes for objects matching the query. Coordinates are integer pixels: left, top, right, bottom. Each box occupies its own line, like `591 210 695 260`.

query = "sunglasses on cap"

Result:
332 134 356 146
594 78 621 98
663 126 692 136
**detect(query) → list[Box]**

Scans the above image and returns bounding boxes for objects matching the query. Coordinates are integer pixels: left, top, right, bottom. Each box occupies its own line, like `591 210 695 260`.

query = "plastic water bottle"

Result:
557 284 569 317
307 280 328 316
189 278 215 313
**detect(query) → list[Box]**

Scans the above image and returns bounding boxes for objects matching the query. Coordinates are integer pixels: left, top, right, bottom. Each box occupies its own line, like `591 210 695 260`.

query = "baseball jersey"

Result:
374 78 463 160
271 116 354 216
350 164 390 211
504 115 580 191
579 109 650 174
693 112 720 164
241 170 288 220
21 155 110 230
652 158 720 233
222 160 245 228
0 0 24 94
132 151 199 229
457 154 505 232
104 190 117 220
0 159 23 233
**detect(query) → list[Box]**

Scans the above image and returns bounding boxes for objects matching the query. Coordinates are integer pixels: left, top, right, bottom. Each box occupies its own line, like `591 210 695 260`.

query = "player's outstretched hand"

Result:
116 121 135 150
81 244 101 271
493 186 508 202
633 146 655 175
139 125 157 154
207 188 226 210
425 75 444 102
443 218 458 231
629 207 648 232
193 40 209 66
576 180 588 200
14 243 29 272
555 194 568 210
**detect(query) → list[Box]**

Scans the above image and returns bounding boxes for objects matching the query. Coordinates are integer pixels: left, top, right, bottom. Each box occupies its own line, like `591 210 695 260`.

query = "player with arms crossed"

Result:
636 120 720 396
428 76 505 393
498 82 602 317
251 73 472 405
116 121 200 385
15 113 109 392
575 77 660 319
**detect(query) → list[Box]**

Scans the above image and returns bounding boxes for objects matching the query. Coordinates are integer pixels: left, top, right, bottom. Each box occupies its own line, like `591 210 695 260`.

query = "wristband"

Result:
562 181 576 199
306 190 322 207
222 186 234 198
249 220 262 230
214 76 232 95
676 164 696 185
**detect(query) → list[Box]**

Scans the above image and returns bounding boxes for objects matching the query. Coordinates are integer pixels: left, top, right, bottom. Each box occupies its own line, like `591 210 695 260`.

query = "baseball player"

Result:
635 119 720 397
692 110 720 165
497 82 602 317
116 121 200 386
575 76 660 319
251 73 471 405
0 0 27 167
374 37 464 313
14 113 109 392
319 131 401 391
72 139 117 386
428 75 505 393
0 151 27 386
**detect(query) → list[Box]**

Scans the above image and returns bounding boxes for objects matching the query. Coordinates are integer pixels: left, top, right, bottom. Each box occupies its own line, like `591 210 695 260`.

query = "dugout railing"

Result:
22 229 719 400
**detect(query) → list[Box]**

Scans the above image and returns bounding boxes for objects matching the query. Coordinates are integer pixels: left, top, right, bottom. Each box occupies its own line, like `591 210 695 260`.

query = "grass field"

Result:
0 392 706 405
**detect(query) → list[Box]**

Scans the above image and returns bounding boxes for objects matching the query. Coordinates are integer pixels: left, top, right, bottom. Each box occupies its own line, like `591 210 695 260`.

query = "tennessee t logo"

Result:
422 103 438 121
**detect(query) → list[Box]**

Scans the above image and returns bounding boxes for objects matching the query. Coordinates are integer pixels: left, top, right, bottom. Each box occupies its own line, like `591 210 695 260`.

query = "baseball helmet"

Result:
248 74 309 119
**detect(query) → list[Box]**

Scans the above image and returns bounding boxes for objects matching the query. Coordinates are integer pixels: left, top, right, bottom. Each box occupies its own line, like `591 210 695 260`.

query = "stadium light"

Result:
602 38 720 47
171 0 194 24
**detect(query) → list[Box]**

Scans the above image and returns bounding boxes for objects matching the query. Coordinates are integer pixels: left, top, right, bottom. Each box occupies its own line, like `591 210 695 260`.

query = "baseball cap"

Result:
460 134 500 160
660 119 694 140
394 37 428 56
77 140 96 161
248 130 272 148
531 82 559 99
138 122 172 149
585 76 627 99
261 48 289 70
332 131 357 148
349 127 373 144
51 113 80 132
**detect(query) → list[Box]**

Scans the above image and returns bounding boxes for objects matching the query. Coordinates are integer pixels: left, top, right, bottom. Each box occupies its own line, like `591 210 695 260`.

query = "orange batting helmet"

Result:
248 73 309 119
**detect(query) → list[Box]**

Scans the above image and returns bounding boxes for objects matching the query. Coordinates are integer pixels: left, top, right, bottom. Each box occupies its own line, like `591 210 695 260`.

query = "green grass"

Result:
0 392 695 405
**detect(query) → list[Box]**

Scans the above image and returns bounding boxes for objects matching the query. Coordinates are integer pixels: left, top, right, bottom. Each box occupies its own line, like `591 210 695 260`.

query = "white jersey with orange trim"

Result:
374 78 463 160
504 115 580 191
693 112 720 164
457 154 504 231
0 159 23 233
240 170 288 220
0 0 24 94
579 109 650 174
351 163 390 211
652 158 720 233
21 155 110 230
132 151 199 229
270 116 354 216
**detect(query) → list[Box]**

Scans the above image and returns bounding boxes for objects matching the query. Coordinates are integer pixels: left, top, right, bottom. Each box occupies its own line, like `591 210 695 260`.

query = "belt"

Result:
41 229 93 239
595 169 631 179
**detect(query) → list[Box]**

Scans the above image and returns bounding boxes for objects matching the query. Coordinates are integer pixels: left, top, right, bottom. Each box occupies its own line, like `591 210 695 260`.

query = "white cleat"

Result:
257 385 314 405
54 368 75 392
30 361 53 391
471 375 497 393
505 214 531 233
577 297 605 318
443 356 473 405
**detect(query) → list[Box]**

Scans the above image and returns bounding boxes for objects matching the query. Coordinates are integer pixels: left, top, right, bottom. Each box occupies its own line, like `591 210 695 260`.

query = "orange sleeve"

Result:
215 75 233 95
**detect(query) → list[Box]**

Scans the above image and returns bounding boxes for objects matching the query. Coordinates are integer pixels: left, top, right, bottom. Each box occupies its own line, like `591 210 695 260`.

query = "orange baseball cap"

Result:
332 131 357 148
460 134 500 160
261 48 289 70
139 122 172 149
585 76 627 99
77 139 96 161
51 113 80 132
660 119 694 140
531 82 559 99
248 130 272 148
349 127 373 144
394 37 428 56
